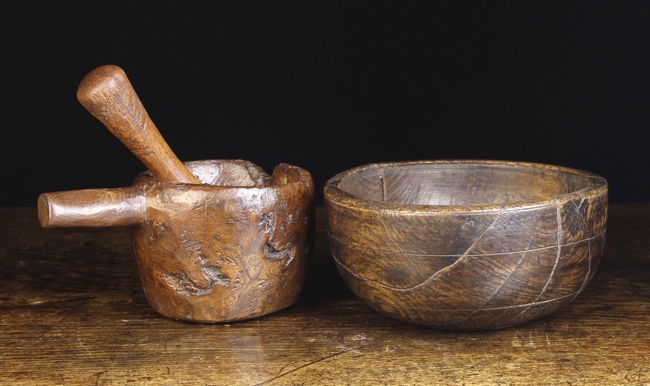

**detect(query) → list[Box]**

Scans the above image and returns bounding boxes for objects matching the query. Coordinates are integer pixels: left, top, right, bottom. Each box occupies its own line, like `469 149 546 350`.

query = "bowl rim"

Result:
323 159 608 214
134 159 314 191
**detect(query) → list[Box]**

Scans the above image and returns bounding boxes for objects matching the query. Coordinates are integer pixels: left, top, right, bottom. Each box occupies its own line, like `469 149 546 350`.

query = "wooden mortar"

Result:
38 65 315 322
39 160 315 322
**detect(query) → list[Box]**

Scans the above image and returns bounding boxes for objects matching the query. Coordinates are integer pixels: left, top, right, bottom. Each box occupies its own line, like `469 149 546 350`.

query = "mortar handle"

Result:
77 65 200 184
38 187 146 228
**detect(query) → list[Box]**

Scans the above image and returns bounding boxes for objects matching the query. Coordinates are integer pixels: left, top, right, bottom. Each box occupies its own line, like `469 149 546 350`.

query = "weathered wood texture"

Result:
325 161 608 330
0 204 648 385
37 160 315 323
77 64 199 184
38 65 315 326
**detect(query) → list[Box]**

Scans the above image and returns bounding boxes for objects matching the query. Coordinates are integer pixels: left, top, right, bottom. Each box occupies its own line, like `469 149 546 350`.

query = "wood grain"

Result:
37 186 146 228
35 159 315 324
324 160 609 330
130 160 315 323
0 204 648 385
77 64 200 184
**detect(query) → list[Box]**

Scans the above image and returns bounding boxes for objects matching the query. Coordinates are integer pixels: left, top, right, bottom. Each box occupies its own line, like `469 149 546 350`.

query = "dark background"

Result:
2 1 649 207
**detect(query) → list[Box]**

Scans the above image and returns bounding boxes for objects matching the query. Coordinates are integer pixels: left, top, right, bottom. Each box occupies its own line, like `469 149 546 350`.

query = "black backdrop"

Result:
2 1 649 207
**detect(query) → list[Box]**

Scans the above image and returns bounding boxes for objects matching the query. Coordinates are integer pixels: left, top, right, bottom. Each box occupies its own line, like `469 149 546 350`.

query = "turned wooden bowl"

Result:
324 160 608 330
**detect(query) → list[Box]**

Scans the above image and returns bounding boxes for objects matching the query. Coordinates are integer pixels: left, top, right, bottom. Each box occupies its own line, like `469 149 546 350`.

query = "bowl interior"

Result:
337 162 602 206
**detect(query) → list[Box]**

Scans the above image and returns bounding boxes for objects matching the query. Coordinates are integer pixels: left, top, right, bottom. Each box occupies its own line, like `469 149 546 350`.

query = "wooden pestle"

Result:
39 64 200 228
76 64 200 184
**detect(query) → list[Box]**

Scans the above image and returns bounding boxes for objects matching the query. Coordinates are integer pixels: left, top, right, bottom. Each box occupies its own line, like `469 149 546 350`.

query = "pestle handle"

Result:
38 187 147 228
77 64 200 184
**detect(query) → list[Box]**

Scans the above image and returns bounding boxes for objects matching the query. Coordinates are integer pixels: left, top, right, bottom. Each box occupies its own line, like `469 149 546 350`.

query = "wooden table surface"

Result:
1 204 648 385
